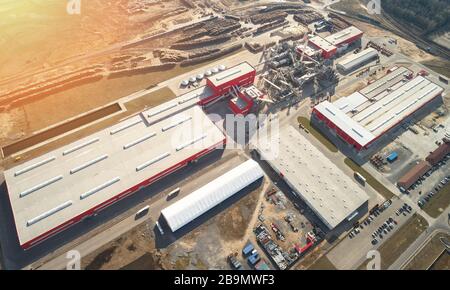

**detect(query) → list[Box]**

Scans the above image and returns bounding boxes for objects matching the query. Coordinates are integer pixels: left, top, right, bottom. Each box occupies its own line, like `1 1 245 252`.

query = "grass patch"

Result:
422 183 450 218
430 251 450 270
421 59 450 78
331 0 369 15
298 117 338 153
358 214 429 270
405 232 450 270
308 255 337 270
344 158 395 200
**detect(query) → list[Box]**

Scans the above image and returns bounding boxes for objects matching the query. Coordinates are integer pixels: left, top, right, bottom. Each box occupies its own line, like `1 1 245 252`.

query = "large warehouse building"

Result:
296 26 363 59
254 126 369 229
336 48 379 73
312 66 445 153
206 62 256 97
161 159 264 232
3 62 257 250
324 26 363 48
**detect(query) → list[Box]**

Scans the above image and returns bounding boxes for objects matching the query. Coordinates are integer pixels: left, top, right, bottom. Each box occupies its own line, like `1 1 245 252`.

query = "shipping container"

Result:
387 152 398 163
248 253 261 265
255 260 270 270
242 243 255 256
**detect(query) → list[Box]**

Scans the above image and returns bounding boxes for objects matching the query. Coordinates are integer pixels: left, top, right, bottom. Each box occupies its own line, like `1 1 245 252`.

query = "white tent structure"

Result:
161 159 264 232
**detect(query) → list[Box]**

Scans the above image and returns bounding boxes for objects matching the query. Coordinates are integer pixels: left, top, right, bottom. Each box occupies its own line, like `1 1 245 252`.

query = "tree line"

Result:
382 0 450 33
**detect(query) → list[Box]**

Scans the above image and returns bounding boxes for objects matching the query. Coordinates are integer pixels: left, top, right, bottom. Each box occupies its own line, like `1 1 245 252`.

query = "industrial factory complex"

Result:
313 66 445 154
1 1 449 272
3 62 258 249
297 26 363 59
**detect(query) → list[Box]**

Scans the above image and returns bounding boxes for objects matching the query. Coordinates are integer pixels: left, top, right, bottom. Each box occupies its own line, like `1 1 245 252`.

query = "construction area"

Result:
0 0 449 271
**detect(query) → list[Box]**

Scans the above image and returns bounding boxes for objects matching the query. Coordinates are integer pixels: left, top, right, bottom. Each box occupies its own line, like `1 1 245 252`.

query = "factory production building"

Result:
3 62 257 250
312 66 445 155
161 159 264 232
336 48 379 73
254 126 369 230
297 26 363 59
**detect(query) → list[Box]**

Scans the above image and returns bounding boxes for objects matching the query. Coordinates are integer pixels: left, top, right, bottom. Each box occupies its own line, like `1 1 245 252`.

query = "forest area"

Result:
382 0 450 33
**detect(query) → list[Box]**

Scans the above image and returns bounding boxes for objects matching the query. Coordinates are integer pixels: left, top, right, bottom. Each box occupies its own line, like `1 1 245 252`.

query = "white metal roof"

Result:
315 100 376 146
255 126 369 229
296 44 319 57
207 62 255 88
314 72 444 147
358 77 443 136
161 159 264 232
360 67 409 99
4 103 225 246
337 48 378 72
309 35 336 52
325 26 363 46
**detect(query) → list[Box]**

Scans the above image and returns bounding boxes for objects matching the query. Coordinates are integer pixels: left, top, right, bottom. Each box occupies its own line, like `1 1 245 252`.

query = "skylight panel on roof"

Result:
176 134 207 151
136 152 171 172
123 132 157 150
110 119 143 135
162 116 192 132
19 175 64 198
80 177 121 200
14 156 56 177
70 154 108 174
63 138 100 156
27 200 73 227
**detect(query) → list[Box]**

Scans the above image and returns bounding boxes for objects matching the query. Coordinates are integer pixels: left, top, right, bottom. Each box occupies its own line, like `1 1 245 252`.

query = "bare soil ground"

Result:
348 19 435 63
336 79 367 97
430 251 450 270
0 0 195 82
1 103 122 158
81 182 266 270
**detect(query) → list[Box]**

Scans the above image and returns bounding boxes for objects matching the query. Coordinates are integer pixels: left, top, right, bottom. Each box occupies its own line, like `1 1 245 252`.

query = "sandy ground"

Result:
348 20 435 63
0 0 197 81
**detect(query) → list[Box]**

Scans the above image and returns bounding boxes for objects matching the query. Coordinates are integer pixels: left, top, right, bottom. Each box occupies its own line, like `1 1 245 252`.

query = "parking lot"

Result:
326 198 414 269
405 156 450 207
